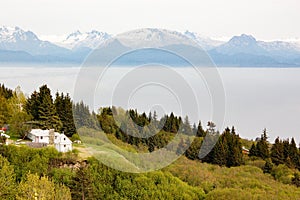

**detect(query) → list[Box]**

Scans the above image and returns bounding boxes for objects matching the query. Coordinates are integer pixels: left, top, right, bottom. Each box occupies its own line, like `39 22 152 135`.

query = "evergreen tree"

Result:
196 120 206 137
25 91 40 120
0 96 10 126
225 127 243 167
148 111 152 122
181 116 192 135
73 101 98 129
263 158 274 174
212 136 227 166
38 85 62 130
270 137 285 165
71 166 95 199
256 129 270 160
185 137 203 160
202 127 243 167
0 83 13 99
55 93 76 136
249 143 258 157
283 139 291 164
289 138 299 168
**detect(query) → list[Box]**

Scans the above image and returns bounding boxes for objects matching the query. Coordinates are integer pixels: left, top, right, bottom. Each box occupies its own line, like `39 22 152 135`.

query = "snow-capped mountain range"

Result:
58 30 111 49
0 26 69 56
0 25 300 67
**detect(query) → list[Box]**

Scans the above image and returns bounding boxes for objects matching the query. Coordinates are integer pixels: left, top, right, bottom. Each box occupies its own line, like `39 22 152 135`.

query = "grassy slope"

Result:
75 127 300 199
165 157 300 199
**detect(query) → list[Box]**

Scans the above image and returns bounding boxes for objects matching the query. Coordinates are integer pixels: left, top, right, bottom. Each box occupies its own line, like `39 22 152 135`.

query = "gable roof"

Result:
54 133 72 144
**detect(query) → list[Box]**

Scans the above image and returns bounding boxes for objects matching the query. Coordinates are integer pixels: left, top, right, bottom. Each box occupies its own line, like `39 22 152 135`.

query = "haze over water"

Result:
1 65 300 143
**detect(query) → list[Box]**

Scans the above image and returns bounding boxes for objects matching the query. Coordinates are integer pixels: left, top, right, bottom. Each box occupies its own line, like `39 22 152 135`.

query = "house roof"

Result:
54 133 72 144
30 129 72 145
30 129 50 137
0 131 10 138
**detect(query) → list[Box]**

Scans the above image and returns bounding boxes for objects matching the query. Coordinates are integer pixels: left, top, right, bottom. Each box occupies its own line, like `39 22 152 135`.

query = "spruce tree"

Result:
25 91 40 120
185 137 202 160
249 143 257 157
263 158 274 174
182 116 192 135
38 85 62 130
289 138 299 168
256 129 270 159
270 137 285 165
196 120 206 137
225 127 243 167
0 96 9 126
212 136 227 166
55 93 76 136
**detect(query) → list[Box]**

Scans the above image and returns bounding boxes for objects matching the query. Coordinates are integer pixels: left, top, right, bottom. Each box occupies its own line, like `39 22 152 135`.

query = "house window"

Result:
64 137 66 141
64 145 66 147
41 136 43 139
55 136 57 139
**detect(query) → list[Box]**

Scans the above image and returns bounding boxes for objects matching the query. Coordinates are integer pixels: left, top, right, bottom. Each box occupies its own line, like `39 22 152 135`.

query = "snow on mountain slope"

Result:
213 34 267 55
212 34 300 57
0 26 38 42
259 41 298 51
59 30 111 49
114 28 197 48
0 26 69 55
258 40 300 58
184 31 225 50
1 25 300 66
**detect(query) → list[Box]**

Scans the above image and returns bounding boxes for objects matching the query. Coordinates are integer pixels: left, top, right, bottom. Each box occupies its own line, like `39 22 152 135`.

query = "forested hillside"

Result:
1 83 300 199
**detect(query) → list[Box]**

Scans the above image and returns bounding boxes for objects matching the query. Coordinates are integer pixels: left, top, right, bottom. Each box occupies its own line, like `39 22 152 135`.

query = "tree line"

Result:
93 106 244 167
248 129 300 170
0 84 77 138
2 83 300 172
25 85 76 137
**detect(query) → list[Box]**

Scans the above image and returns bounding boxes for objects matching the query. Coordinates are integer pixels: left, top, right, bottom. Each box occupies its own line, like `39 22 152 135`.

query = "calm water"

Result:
1 65 300 143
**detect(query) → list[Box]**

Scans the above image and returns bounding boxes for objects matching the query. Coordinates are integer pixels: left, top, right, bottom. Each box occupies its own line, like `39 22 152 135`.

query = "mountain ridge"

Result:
0 26 300 67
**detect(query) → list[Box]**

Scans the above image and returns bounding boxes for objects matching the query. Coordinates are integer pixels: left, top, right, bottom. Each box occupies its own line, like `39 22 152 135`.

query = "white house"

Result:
0 130 10 139
54 133 73 153
28 129 51 143
0 130 10 145
28 129 72 152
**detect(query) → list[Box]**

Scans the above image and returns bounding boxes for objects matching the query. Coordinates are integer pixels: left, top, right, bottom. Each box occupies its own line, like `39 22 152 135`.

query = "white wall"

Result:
55 143 72 153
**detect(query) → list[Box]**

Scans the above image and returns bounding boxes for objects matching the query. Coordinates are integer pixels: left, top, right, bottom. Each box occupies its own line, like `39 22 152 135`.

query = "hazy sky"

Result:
1 0 300 40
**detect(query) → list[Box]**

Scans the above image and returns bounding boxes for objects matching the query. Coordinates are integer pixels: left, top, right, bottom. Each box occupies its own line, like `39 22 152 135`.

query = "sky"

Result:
0 0 300 41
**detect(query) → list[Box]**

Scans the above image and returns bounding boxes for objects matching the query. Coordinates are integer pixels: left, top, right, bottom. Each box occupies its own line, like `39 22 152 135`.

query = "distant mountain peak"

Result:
0 25 69 55
0 25 39 43
61 30 111 49
66 30 82 40
228 34 257 46
0 25 300 66
115 28 195 48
